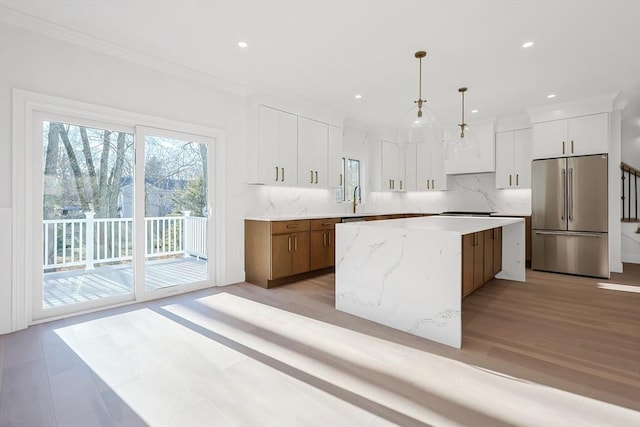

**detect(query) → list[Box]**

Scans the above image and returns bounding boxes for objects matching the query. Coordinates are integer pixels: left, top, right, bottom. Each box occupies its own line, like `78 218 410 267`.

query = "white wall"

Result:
621 116 640 169
0 23 247 333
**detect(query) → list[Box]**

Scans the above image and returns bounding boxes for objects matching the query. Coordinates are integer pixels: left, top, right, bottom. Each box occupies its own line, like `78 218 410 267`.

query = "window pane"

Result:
346 159 360 202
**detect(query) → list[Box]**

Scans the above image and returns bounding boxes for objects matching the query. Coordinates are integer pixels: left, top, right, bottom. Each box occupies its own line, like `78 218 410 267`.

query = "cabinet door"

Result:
382 140 400 191
461 234 474 297
404 143 418 191
513 129 532 188
415 142 432 191
495 131 515 188
298 117 328 187
271 234 292 279
568 113 608 156
430 140 447 190
473 232 484 288
492 227 502 276
328 126 343 188
258 106 281 185
483 229 494 283
310 229 335 270
291 232 310 275
278 111 298 186
532 119 567 159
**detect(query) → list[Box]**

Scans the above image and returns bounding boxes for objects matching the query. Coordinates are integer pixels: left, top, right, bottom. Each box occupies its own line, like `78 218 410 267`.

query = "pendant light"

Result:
445 87 480 159
398 51 441 146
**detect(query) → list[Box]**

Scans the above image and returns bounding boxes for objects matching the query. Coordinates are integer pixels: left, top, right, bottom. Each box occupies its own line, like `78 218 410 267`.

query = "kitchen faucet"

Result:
352 186 360 213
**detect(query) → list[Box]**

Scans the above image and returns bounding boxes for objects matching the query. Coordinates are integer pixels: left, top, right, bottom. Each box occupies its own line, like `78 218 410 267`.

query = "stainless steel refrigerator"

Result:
531 154 609 278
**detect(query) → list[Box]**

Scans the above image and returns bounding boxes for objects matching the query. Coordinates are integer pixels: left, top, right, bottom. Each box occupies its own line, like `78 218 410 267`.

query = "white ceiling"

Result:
2 0 639 129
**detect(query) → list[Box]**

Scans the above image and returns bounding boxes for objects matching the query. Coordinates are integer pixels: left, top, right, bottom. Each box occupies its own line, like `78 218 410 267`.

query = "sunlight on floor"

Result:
597 282 640 293
52 294 640 426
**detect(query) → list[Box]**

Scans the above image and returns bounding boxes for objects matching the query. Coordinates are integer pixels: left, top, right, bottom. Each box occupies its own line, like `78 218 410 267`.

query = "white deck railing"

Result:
43 212 207 271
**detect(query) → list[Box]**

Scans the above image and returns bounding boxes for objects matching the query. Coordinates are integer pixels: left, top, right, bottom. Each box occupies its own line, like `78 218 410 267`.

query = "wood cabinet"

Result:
309 218 339 270
381 140 405 191
495 128 532 188
532 113 608 159
248 105 298 186
298 117 328 188
245 219 310 287
462 227 502 298
405 142 447 191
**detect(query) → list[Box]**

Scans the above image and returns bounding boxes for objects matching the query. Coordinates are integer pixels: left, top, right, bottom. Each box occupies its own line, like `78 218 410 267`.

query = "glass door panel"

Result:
41 120 135 310
143 134 209 290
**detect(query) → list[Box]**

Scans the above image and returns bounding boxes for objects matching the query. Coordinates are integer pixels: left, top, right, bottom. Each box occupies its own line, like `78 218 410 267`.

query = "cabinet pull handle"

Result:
294 235 298 250
328 232 331 246
400 180 403 190
286 224 300 228
427 179 430 190
509 174 512 186
516 174 519 186
275 167 279 181
562 141 565 154
310 170 314 183
315 171 318 184
288 236 292 251
323 232 327 246
340 173 343 186
431 179 435 189
321 222 332 226
571 140 574 154
282 167 285 181
392 180 395 190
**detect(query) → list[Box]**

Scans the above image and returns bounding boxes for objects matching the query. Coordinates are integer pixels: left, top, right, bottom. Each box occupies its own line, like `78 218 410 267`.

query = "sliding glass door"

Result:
34 116 215 319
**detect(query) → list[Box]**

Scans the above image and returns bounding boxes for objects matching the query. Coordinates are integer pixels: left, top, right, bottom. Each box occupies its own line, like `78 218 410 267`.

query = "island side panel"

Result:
496 220 526 282
335 223 463 349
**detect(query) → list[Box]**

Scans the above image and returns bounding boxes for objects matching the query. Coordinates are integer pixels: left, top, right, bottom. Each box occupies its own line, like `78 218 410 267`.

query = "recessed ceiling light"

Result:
238 41 248 48
522 41 534 48
547 94 556 99
471 109 478 113
354 94 362 99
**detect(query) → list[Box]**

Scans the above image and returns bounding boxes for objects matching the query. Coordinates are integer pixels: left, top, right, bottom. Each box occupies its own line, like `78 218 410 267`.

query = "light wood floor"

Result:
1 265 638 426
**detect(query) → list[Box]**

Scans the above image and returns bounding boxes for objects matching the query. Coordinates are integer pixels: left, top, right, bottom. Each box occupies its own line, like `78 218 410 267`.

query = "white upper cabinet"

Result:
248 105 298 186
297 117 328 187
532 113 608 159
444 121 495 175
327 125 343 188
406 142 447 191
382 140 404 191
248 104 343 188
495 128 531 189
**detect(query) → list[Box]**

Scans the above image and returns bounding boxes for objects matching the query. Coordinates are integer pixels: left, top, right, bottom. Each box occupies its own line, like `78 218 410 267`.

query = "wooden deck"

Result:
43 257 207 309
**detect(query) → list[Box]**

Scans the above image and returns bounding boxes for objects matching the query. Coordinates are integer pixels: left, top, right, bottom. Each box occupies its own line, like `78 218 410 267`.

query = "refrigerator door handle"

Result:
568 168 574 222
534 230 604 237
561 168 566 221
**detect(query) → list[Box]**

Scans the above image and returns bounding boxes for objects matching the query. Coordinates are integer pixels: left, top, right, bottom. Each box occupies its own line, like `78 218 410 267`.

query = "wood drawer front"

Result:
271 220 310 234
310 218 340 231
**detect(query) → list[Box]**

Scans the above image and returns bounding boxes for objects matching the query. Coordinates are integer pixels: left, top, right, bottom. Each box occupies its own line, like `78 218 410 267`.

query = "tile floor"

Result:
1 273 639 427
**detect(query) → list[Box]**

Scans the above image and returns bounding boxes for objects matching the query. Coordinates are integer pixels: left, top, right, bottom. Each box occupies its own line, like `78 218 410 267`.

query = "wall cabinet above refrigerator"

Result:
532 113 608 159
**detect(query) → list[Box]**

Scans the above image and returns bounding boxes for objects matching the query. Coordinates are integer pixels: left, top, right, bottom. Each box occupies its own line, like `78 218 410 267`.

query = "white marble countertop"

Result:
245 212 530 221
338 215 524 235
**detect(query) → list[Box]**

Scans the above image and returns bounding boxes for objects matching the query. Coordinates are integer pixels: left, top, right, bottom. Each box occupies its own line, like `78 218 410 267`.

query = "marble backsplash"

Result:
245 173 532 218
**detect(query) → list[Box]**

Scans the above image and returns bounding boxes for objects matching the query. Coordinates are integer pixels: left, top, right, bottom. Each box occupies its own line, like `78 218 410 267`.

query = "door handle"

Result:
275 167 279 181
568 168 574 221
561 168 566 221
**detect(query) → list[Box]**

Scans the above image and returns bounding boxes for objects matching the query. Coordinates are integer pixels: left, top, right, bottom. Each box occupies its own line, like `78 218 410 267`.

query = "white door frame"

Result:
12 89 226 330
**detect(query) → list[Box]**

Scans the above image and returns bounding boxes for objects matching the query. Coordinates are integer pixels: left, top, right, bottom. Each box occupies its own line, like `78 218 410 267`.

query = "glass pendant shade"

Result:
398 104 442 145
444 126 480 160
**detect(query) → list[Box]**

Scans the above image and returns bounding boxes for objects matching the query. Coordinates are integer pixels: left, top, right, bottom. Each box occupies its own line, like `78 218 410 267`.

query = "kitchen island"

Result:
335 216 525 349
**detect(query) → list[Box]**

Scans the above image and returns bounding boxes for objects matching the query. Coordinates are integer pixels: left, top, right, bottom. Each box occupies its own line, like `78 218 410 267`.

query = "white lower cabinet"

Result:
495 128 532 189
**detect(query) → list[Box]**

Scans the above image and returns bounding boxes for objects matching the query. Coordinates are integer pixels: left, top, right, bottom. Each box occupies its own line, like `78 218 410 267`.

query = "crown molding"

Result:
0 5 245 96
